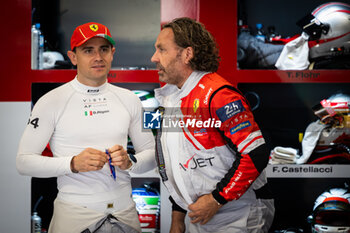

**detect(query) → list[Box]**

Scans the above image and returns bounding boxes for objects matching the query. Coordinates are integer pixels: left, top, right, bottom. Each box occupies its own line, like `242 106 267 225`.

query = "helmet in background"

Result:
133 90 159 110
312 93 350 129
309 93 350 164
308 186 350 233
302 2 350 60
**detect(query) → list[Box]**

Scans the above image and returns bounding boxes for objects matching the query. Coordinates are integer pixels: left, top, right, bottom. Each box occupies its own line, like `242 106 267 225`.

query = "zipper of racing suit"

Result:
155 106 168 181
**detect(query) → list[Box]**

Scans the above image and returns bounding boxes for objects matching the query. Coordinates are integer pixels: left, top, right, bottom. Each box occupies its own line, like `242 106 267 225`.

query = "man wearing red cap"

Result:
17 22 155 232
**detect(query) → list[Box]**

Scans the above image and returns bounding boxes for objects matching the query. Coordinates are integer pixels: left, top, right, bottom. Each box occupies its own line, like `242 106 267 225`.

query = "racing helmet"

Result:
312 93 350 129
308 93 350 164
307 186 350 233
133 90 159 110
300 2 350 60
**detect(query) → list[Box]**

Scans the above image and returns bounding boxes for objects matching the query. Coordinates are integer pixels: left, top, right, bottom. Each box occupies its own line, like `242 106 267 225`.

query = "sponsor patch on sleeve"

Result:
230 121 251 134
216 100 246 123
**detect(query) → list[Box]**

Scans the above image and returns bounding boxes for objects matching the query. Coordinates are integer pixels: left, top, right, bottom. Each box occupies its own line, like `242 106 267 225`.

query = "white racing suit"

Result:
155 71 275 233
16 77 156 233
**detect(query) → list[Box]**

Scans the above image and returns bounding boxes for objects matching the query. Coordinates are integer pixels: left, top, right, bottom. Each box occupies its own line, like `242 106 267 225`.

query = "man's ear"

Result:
111 47 116 62
183 47 194 65
67 50 77 66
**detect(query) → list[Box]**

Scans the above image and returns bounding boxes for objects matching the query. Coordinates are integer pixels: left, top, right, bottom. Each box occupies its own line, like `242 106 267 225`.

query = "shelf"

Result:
231 0 350 85
266 164 350 178
234 69 350 84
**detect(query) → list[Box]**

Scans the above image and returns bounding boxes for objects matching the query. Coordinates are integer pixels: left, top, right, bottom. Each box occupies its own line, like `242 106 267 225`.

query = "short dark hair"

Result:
163 17 220 72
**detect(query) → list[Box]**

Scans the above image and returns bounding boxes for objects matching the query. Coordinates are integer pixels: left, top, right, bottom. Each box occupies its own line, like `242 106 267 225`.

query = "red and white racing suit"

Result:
155 71 274 232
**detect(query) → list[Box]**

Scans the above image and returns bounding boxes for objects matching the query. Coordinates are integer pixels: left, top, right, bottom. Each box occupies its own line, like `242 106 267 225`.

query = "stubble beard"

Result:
157 54 184 86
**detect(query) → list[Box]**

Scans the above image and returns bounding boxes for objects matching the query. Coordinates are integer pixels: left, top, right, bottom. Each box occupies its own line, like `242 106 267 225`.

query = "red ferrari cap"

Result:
70 22 115 50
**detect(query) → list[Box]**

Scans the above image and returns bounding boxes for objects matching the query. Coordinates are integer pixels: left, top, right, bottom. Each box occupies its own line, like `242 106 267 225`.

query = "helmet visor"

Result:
315 210 350 226
314 202 350 226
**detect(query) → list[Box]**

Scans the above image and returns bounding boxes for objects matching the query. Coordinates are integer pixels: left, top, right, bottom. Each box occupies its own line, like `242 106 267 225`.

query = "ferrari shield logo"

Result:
89 24 99 32
193 99 200 113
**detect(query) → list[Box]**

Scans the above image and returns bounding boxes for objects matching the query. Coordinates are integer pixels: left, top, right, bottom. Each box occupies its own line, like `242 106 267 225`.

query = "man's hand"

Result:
108 145 132 170
170 210 186 233
187 193 222 225
71 148 108 172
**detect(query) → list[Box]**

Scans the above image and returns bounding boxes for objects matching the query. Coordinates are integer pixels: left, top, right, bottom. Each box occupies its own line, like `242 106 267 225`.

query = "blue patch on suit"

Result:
216 100 246 123
230 121 251 134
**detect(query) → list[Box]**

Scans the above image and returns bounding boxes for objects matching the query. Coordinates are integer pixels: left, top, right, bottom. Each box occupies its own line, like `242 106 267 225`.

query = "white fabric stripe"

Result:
241 137 265 155
237 131 264 153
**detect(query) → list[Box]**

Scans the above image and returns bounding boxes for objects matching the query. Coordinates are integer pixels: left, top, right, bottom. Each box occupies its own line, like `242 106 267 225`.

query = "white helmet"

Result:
312 93 350 128
307 93 350 164
308 186 350 233
301 2 350 60
132 90 159 110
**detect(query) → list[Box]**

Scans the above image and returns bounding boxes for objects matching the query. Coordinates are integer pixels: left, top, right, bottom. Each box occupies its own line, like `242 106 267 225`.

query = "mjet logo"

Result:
143 110 161 129
179 155 215 171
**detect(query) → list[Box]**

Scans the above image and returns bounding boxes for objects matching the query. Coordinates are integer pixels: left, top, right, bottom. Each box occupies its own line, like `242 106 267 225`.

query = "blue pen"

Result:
105 149 116 180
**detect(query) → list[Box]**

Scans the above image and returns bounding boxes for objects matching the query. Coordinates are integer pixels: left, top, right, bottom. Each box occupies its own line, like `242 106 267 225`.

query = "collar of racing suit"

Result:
70 76 109 95
154 71 209 105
